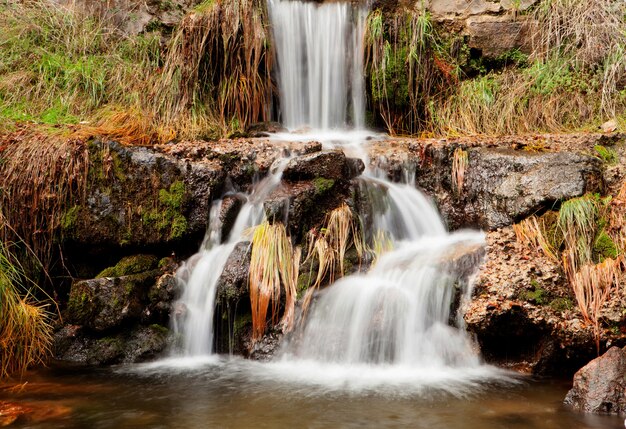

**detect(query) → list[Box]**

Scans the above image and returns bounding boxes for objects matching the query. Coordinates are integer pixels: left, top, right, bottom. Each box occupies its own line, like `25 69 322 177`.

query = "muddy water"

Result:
1 359 622 429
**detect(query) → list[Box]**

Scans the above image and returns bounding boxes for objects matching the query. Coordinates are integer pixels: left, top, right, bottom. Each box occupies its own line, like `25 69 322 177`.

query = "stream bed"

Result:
2 359 623 429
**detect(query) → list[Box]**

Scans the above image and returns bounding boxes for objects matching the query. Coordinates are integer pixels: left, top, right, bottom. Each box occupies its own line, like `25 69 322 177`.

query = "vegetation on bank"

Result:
514 184 626 353
0 236 53 379
1 0 624 141
365 0 626 135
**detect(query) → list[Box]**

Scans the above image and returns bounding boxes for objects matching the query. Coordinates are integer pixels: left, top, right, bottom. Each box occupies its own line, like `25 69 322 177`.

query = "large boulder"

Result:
462 148 603 229
371 138 605 230
565 346 626 414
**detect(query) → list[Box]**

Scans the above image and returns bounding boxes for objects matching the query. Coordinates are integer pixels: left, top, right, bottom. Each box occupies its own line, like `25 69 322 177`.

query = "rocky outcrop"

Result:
565 346 626 415
54 254 179 364
371 136 606 230
460 148 603 228
464 227 626 376
426 0 538 58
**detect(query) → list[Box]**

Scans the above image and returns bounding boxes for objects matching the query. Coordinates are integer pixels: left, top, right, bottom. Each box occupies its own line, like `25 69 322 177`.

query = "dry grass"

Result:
0 236 53 379
451 147 468 196
427 0 626 136
0 126 89 273
154 0 273 139
300 204 363 317
249 222 300 342
513 215 559 262
563 251 624 353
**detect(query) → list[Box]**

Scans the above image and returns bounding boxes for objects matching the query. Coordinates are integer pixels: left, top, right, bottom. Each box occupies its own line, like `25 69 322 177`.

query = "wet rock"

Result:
463 148 603 229
565 346 626 414
96 254 158 278
219 194 245 239
54 324 170 365
283 150 363 181
216 242 251 304
245 121 287 137
66 270 160 332
264 178 351 239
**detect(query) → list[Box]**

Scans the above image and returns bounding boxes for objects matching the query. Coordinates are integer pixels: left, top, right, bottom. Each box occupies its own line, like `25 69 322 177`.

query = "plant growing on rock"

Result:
249 222 301 342
514 190 626 353
451 147 468 196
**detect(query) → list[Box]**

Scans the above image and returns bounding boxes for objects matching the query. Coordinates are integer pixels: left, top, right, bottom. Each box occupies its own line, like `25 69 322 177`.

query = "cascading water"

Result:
268 0 487 371
268 0 368 130
168 0 496 383
172 161 288 356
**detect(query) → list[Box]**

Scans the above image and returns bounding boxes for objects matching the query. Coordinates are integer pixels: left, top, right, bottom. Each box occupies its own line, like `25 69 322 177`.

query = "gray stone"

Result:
66 270 160 331
467 16 532 57
216 242 252 304
464 148 603 229
565 346 626 414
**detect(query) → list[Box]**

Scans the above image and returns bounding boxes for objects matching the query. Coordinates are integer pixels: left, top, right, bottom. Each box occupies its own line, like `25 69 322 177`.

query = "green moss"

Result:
67 286 94 323
594 145 619 164
143 180 188 240
549 297 574 312
296 271 316 299
61 205 81 231
312 178 335 195
593 229 619 261
96 254 158 278
149 324 169 336
233 313 252 338
520 282 547 305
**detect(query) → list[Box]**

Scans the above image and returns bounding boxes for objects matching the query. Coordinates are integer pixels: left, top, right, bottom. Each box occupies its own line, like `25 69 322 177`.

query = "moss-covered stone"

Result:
593 229 619 261
142 180 189 240
312 178 335 195
96 254 159 278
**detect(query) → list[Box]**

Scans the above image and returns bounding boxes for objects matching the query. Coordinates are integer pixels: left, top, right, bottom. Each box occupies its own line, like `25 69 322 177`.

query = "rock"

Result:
565 346 626 414
602 119 618 133
263 178 351 239
66 269 161 331
283 150 363 181
219 194 245 240
53 324 169 365
467 16 531 58
463 148 603 229
245 121 287 137
54 0 202 36
216 242 252 304
96 254 158 278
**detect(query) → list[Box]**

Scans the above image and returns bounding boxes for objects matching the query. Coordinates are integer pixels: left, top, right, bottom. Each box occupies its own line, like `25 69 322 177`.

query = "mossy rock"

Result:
97 254 159 278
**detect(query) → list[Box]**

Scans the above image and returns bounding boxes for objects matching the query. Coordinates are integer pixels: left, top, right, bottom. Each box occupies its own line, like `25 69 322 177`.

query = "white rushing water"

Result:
172 161 288 356
268 0 368 130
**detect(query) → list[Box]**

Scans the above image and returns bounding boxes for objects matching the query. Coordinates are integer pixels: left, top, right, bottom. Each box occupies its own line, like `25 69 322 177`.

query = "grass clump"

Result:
594 145 619 164
515 190 626 354
365 6 458 135
155 0 273 139
0 237 53 379
0 126 89 275
249 222 301 342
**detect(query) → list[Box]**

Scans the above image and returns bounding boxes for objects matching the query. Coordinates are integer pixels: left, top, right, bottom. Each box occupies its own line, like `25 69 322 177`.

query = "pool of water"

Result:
1 357 622 429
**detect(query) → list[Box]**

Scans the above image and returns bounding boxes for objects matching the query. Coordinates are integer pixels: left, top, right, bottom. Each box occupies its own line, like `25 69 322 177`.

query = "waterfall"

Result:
268 0 368 130
172 162 287 356
169 0 488 376
267 0 486 370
